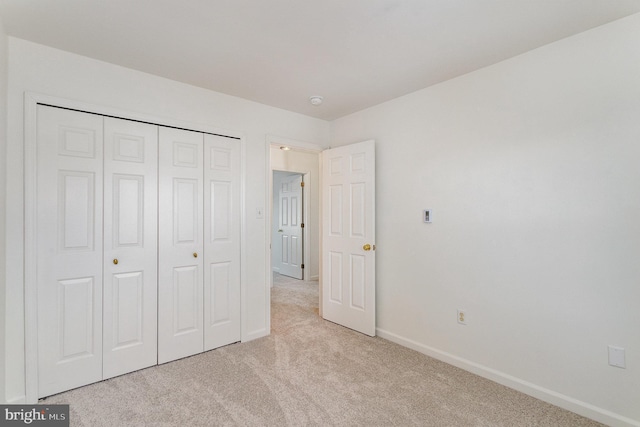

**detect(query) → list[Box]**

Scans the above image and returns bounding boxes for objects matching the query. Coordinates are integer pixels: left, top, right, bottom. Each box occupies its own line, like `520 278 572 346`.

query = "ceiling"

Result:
1 1 639 120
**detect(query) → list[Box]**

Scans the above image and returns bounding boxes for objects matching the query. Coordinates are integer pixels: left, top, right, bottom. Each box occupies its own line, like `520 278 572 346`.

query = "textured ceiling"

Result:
1 0 639 120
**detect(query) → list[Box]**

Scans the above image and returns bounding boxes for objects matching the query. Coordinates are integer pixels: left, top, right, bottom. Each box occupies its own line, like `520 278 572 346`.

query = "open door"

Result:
278 174 304 279
322 140 375 336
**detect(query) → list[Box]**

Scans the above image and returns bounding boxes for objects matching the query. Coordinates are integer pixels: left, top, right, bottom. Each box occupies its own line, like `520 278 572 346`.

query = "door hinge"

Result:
300 181 305 187
301 223 305 228
301 264 305 269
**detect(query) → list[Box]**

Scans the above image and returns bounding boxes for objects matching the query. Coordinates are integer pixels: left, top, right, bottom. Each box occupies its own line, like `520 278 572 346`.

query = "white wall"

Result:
331 13 640 426
0 20 8 404
4 37 330 402
270 147 320 280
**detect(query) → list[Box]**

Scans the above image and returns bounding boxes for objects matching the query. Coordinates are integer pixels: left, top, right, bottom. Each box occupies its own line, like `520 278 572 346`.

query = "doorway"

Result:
265 138 376 334
267 142 321 312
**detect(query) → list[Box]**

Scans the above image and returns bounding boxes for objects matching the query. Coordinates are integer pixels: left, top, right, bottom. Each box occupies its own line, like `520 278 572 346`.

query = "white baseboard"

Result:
376 328 639 427
308 274 319 281
272 267 280 273
6 395 27 404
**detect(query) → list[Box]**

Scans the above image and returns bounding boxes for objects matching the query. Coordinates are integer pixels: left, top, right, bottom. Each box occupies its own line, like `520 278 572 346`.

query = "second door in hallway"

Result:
278 174 303 279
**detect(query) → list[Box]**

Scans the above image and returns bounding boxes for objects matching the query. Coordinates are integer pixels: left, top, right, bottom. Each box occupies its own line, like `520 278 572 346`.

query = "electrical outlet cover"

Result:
608 345 626 368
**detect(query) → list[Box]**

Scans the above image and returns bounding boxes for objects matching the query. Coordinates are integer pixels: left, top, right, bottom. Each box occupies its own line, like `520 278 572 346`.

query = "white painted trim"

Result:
301 172 311 282
308 275 319 281
376 328 640 427
23 91 248 401
317 152 323 318
239 132 248 345
6 395 26 404
264 138 272 335
24 92 39 404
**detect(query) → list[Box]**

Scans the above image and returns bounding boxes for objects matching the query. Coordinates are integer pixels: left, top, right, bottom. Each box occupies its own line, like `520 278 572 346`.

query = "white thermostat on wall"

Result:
423 210 432 223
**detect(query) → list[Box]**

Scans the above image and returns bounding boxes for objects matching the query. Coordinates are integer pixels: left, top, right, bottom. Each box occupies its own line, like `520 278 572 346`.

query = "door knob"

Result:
363 244 371 251
193 252 198 258
113 259 118 265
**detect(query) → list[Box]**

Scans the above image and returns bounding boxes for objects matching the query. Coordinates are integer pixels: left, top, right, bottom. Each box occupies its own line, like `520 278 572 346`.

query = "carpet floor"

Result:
42 273 603 426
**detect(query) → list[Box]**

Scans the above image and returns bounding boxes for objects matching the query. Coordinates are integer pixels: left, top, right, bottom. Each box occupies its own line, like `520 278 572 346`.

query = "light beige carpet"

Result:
42 274 602 426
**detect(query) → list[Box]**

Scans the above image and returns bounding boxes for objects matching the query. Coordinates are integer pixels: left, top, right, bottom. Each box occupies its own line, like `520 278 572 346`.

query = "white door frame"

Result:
264 136 323 322
23 92 247 403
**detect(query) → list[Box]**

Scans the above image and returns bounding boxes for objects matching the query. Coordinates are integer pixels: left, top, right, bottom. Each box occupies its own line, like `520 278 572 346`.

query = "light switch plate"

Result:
608 345 626 368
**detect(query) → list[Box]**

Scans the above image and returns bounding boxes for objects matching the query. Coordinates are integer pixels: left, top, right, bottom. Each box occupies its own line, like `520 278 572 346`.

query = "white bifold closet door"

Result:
36 105 240 396
102 117 158 379
158 128 205 363
36 106 159 397
37 106 104 397
158 128 241 363
203 134 241 351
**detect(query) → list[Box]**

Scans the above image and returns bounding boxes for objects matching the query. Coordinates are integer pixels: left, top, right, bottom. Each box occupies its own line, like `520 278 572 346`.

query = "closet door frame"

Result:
23 92 247 403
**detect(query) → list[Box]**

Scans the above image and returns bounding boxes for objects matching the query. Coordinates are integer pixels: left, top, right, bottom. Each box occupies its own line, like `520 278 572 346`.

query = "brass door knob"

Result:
113 259 119 265
363 244 371 251
193 252 198 258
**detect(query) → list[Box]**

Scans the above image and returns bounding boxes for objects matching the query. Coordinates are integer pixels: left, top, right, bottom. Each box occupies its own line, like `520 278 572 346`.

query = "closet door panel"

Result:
103 117 158 379
204 135 241 350
158 127 204 364
36 105 104 397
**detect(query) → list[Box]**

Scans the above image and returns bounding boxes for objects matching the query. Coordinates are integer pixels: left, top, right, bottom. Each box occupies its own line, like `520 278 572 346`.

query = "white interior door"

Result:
203 134 241 350
36 105 104 397
278 174 303 279
322 140 376 336
102 117 158 379
158 127 204 364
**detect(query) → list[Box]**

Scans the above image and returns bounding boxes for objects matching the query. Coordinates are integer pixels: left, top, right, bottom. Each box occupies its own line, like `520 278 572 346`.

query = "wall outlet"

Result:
457 309 467 325
608 345 626 369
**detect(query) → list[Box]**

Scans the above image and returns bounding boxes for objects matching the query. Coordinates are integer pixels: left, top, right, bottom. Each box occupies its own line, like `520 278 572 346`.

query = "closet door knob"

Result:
113 259 119 265
193 252 198 258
